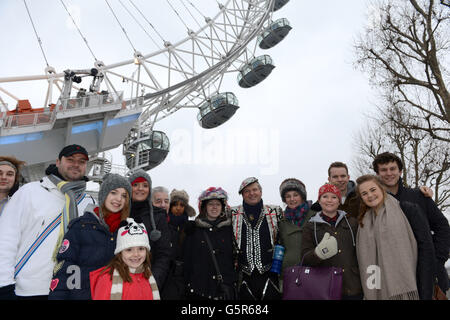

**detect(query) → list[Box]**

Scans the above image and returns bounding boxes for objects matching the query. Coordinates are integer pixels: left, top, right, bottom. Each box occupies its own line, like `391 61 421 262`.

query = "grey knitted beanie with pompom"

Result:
98 173 132 207
128 169 162 241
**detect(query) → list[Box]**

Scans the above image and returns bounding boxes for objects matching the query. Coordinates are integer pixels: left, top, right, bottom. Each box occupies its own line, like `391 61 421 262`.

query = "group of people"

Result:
0 144 448 300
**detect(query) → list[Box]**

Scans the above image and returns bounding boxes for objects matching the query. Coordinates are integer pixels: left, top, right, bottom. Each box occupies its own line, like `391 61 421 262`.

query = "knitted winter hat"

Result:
238 177 259 194
98 173 132 207
170 189 196 217
128 169 153 202
318 183 342 202
127 169 161 242
114 218 151 255
279 178 307 202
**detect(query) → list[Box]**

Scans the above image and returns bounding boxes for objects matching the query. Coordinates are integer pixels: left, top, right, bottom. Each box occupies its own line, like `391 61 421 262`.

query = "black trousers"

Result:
17 295 48 300
239 271 281 300
436 262 449 293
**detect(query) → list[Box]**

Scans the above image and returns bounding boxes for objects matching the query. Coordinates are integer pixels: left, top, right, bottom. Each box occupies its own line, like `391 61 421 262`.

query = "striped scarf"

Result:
47 174 86 262
110 266 160 300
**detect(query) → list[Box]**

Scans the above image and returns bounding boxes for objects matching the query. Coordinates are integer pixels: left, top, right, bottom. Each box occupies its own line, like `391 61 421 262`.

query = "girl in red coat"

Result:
90 218 161 300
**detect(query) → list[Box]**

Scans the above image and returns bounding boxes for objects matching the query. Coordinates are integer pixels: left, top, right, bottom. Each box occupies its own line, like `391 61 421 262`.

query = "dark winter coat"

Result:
278 205 316 274
130 202 171 288
231 203 283 276
183 216 237 299
160 211 194 300
339 181 360 219
393 178 450 292
399 201 436 300
312 181 361 219
48 205 116 300
301 211 363 298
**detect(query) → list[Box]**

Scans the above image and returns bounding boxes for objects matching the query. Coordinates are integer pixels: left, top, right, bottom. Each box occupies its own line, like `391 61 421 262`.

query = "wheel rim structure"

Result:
0 0 290 178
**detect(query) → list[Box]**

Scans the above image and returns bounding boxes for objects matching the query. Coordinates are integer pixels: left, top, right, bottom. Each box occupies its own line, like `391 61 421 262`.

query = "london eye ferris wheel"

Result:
0 0 292 183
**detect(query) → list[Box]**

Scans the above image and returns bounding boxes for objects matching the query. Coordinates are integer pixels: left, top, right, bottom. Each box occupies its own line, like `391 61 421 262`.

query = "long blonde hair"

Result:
355 174 387 228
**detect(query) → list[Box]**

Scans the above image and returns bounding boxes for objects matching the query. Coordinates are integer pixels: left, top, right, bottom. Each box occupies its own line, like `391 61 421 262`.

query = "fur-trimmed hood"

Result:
194 215 232 229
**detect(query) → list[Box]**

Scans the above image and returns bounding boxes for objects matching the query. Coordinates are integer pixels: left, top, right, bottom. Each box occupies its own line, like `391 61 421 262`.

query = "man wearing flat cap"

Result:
0 144 95 300
231 177 283 300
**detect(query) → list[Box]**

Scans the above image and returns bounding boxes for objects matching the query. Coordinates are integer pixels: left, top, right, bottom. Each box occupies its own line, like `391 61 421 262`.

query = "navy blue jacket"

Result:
48 206 116 300
399 201 435 300
392 178 450 292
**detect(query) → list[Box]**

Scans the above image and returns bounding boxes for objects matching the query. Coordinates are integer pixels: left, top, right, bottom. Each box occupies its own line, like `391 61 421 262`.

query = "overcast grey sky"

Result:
1 0 378 210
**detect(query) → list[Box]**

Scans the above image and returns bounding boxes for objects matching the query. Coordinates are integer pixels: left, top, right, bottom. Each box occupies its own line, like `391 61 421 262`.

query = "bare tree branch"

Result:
354 0 450 142
352 106 450 212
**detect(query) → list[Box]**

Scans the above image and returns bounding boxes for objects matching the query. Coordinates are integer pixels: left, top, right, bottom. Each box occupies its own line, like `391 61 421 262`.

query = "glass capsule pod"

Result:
273 0 290 11
124 129 170 171
237 55 275 88
257 18 292 49
197 92 239 129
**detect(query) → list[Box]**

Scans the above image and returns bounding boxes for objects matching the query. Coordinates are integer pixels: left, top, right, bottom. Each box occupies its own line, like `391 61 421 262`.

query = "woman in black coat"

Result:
183 187 237 300
158 188 197 299
128 170 171 290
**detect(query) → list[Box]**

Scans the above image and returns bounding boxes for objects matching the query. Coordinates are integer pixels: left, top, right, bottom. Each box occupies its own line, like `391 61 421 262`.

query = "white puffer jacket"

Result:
0 176 95 296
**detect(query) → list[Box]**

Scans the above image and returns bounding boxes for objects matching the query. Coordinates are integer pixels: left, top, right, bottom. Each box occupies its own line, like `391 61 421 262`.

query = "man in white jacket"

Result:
0 144 95 299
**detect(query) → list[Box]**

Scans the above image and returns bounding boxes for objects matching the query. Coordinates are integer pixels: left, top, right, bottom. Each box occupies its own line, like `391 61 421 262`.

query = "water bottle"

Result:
270 244 285 274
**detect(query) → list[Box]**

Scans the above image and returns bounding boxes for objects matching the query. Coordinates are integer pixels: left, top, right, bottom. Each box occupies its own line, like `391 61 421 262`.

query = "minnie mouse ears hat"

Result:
114 218 151 255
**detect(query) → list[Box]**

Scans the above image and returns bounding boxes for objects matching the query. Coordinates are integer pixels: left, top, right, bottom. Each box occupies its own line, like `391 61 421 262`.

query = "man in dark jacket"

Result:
128 170 171 290
373 152 450 293
231 177 283 300
311 162 361 218
399 200 436 300
152 186 170 215
327 162 360 219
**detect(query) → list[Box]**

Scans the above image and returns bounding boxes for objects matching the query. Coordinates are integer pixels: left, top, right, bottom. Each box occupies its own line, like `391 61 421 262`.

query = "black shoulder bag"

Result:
203 230 237 300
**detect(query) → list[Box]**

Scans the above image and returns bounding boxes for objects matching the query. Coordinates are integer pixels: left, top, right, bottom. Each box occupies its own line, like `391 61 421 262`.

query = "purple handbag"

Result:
282 257 343 300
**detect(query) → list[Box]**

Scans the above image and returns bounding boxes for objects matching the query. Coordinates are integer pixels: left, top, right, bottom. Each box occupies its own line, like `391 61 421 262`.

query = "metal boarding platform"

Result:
0 90 142 182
